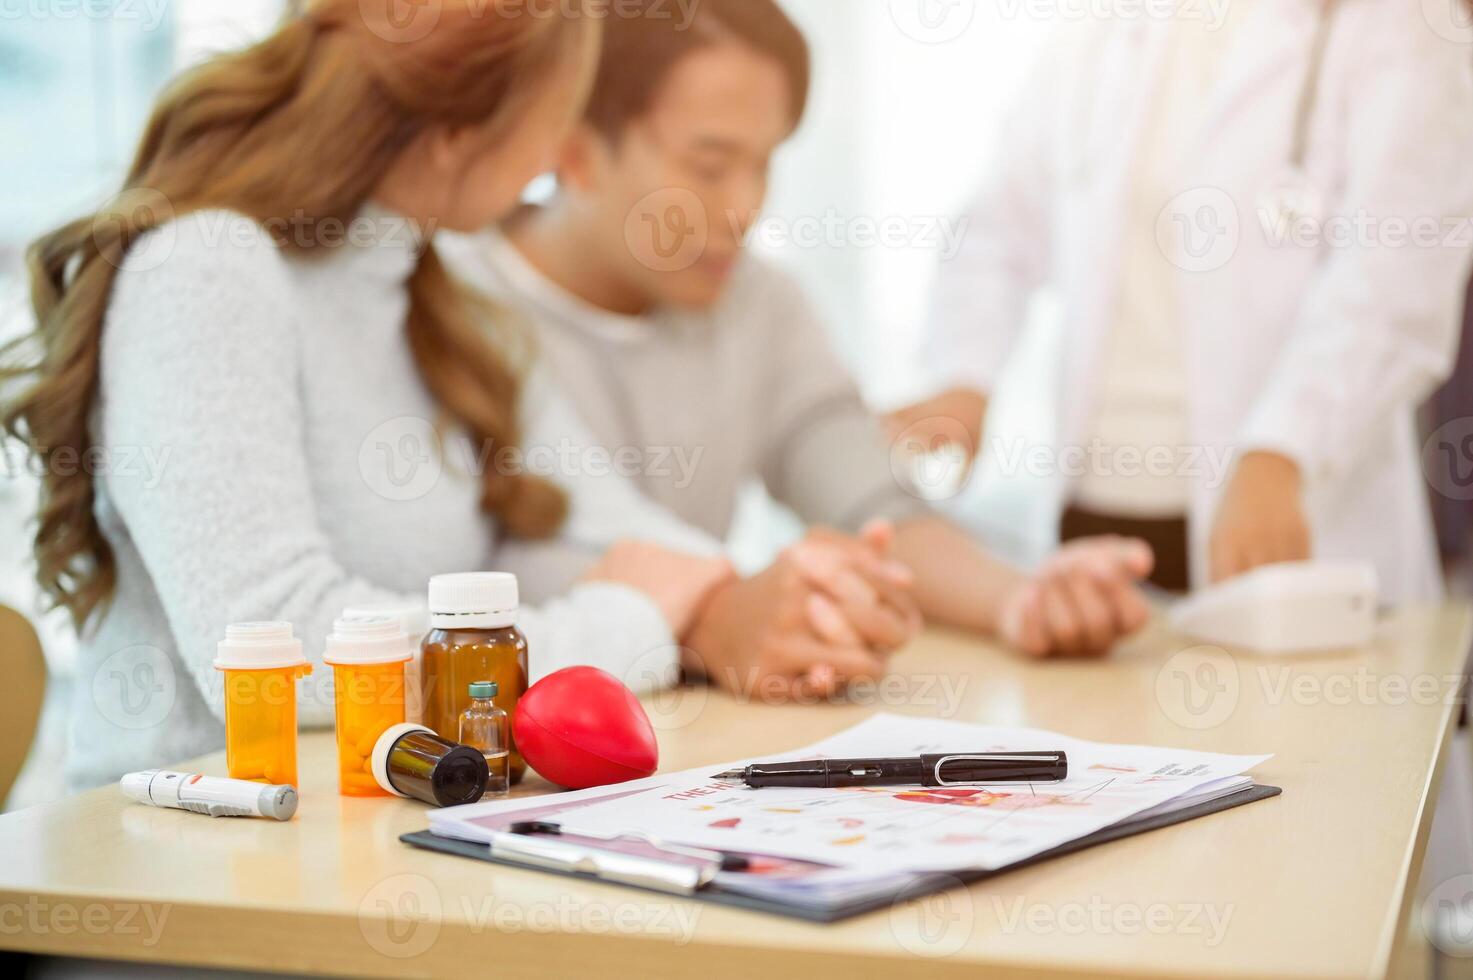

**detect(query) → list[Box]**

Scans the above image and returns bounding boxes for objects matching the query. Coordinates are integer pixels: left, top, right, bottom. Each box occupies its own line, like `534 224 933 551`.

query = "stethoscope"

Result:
1258 0 1340 228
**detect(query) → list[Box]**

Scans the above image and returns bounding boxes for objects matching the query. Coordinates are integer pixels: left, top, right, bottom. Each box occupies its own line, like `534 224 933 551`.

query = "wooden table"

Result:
0 607 1467 979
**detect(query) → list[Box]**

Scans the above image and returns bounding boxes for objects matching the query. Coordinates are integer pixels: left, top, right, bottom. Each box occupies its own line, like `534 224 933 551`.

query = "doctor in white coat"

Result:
894 0 1473 601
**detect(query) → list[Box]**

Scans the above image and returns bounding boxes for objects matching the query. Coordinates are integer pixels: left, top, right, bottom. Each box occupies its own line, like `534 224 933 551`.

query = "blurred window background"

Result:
0 0 1047 807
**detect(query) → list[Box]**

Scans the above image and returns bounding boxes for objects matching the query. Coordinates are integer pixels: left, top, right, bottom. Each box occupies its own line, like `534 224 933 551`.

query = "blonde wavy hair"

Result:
1 0 598 629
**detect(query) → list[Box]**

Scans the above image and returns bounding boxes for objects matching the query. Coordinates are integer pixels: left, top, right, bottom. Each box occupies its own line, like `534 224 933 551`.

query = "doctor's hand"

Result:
884 387 989 468
996 537 1155 657
1209 451 1311 583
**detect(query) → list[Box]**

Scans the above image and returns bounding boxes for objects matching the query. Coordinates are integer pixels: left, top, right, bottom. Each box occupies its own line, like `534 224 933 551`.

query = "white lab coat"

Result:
927 1 1473 601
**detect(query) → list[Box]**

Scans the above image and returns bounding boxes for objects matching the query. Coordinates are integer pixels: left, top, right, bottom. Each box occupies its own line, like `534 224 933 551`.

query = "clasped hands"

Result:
587 521 1156 702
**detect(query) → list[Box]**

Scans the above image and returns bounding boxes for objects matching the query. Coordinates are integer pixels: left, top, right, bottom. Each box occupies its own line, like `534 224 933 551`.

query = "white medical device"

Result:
1170 560 1379 654
120 769 298 821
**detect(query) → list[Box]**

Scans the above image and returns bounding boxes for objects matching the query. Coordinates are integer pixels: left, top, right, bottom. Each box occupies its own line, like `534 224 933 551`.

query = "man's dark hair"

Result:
585 0 811 140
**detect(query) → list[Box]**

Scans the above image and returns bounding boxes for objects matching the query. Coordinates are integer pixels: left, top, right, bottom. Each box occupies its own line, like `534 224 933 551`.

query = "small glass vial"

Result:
458 681 510 799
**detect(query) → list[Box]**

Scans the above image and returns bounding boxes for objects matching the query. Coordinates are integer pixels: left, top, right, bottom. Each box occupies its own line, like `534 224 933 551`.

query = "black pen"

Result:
711 752 1068 789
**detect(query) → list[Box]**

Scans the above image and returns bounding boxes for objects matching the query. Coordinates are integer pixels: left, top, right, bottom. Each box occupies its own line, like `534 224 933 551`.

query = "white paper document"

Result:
545 714 1271 874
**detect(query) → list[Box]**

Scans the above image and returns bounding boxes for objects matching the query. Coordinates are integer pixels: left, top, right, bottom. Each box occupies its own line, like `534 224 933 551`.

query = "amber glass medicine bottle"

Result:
421 573 527 784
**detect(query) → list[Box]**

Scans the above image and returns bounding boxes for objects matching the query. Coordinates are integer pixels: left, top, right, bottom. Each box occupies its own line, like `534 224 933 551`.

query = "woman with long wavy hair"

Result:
0 0 786 788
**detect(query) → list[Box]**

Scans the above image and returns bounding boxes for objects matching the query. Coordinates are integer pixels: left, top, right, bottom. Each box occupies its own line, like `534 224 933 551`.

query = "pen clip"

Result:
931 754 1050 786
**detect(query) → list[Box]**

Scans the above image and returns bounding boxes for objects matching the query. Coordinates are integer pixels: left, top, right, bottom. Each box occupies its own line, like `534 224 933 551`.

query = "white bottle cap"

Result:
213 622 308 671
342 602 429 649
323 614 413 667
428 573 519 629
370 723 435 798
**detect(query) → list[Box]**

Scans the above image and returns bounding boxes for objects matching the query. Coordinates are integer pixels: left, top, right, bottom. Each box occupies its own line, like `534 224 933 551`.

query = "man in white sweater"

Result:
443 0 1156 657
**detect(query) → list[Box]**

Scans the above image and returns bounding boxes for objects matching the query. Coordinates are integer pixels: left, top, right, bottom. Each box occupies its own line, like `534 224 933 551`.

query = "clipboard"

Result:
401 783 1281 923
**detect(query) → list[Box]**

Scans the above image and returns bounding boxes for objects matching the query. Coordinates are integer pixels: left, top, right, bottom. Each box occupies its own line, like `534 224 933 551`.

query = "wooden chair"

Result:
0 604 47 807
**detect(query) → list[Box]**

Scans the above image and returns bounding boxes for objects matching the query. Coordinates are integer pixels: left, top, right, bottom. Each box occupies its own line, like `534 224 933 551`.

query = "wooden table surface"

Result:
0 607 1468 979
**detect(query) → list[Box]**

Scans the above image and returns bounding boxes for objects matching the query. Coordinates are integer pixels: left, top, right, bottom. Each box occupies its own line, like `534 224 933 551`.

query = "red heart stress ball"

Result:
512 667 659 789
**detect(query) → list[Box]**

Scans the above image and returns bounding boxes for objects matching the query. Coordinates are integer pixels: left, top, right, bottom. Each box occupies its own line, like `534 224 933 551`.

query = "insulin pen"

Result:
712 752 1068 789
120 770 299 821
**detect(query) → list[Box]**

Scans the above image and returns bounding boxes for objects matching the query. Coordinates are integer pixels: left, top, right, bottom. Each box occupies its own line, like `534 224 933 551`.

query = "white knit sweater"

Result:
70 207 717 789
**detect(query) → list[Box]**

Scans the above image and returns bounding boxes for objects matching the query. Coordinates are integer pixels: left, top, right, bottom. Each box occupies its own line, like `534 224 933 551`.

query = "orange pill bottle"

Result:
341 602 428 725
214 623 311 787
323 614 411 797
